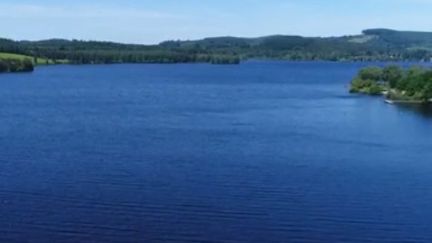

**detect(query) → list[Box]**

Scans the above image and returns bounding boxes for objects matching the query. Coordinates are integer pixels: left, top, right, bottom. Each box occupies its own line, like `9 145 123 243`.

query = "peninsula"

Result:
350 65 432 103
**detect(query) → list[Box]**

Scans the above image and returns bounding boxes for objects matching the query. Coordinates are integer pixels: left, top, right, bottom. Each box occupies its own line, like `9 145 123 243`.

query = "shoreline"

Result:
352 89 430 105
384 99 427 104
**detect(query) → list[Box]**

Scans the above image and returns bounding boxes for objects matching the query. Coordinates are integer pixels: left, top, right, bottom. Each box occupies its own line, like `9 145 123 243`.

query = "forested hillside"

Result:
1 29 432 71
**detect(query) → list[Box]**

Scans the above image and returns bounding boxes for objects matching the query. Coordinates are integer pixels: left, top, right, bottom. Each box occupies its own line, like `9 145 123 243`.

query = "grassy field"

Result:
0 52 68 65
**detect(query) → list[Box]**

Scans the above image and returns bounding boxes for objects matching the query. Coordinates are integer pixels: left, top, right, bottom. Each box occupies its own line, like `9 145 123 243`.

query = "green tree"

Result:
359 67 383 81
0 60 8 72
22 58 34 71
382 65 403 88
421 82 432 101
369 83 383 95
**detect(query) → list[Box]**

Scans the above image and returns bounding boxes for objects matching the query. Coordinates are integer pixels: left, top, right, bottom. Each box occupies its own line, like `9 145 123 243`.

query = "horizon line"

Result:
1 28 416 46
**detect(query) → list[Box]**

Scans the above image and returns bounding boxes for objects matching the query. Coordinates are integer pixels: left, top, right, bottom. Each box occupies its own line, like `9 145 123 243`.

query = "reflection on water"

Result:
397 103 432 118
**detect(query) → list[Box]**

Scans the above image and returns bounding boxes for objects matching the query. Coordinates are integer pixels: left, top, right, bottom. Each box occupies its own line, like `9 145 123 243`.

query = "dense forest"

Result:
1 28 432 73
350 65 432 103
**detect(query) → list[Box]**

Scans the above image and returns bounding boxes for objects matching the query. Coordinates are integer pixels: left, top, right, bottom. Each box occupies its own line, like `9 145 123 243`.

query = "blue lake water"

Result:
1 61 432 242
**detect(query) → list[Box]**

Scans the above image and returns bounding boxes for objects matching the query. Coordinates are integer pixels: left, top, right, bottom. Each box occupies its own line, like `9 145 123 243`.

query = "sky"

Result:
0 0 431 44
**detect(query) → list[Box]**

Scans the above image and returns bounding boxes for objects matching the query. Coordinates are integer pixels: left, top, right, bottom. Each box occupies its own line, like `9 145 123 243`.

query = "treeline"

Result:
0 38 242 65
350 65 432 102
44 51 240 65
0 58 34 73
2 28 432 66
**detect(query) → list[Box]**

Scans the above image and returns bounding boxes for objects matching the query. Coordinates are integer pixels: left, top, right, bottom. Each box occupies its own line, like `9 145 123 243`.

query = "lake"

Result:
1 61 432 242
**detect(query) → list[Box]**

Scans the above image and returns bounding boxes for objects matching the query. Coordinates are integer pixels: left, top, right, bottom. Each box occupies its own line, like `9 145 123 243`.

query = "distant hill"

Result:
162 28 432 58
1 29 432 65
362 29 432 48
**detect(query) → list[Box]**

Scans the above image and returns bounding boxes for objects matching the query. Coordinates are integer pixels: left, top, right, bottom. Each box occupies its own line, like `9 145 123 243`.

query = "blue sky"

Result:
0 0 431 44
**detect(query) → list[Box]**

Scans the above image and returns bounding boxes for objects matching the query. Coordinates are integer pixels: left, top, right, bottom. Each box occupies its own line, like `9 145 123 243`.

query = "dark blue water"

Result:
1 62 432 243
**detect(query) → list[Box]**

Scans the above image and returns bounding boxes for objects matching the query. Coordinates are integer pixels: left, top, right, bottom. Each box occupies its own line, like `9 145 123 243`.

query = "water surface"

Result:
1 62 432 242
